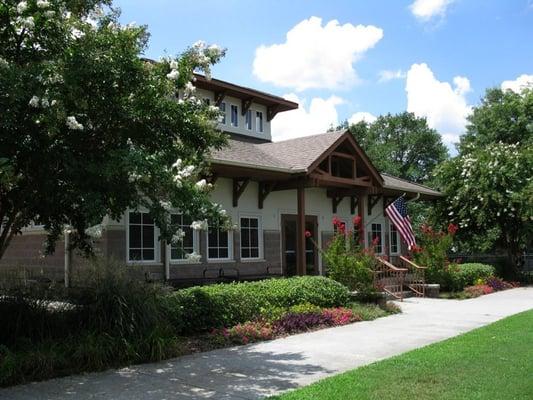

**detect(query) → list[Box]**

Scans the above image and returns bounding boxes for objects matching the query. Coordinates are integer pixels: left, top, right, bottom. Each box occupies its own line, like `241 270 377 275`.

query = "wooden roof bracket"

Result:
350 196 359 215
368 194 382 215
241 97 254 116
258 182 275 209
267 104 280 121
232 178 250 207
332 196 344 213
214 91 226 106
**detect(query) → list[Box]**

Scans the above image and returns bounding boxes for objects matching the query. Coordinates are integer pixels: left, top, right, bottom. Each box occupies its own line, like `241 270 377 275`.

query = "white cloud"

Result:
501 74 533 93
410 0 455 21
271 94 343 141
406 63 472 147
253 17 383 91
378 69 406 83
348 112 377 125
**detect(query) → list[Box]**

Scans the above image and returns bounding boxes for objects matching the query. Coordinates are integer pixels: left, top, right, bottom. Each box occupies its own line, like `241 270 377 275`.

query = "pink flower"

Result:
305 230 312 238
353 215 362 227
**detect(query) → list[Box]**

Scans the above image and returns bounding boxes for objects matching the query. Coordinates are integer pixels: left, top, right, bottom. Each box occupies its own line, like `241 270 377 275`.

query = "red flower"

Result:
305 230 312 238
371 235 380 246
332 216 341 226
353 215 362 227
447 223 458 235
411 244 423 254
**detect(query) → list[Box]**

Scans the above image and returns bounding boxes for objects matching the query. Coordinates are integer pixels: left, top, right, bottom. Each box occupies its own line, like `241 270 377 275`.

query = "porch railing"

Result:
399 256 426 297
374 257 408 301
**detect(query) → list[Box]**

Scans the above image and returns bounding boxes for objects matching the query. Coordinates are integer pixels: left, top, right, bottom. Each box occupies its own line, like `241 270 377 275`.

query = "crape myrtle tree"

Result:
433 88 533 272
0 0 230 259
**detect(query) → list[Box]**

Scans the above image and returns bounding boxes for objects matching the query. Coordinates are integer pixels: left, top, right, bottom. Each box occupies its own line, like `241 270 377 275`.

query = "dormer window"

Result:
256 111 263 133
230 104 239 127
219 102 226 124
245 109 252 130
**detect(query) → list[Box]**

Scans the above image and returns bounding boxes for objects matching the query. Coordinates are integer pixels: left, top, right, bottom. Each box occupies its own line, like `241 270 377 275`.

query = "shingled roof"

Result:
210 131 442 199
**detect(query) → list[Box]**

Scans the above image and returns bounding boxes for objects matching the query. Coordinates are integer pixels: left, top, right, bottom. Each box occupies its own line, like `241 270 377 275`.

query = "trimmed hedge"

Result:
455 263 495 287
164 276 350 333
429 262 496 292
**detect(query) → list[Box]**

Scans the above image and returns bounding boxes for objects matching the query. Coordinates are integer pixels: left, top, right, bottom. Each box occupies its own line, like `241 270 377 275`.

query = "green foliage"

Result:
163 276 350 333
453 263 495 288
0 1 228 258
322 218 375 294
347 112 448 183
348 302 399 321
433 88 532 270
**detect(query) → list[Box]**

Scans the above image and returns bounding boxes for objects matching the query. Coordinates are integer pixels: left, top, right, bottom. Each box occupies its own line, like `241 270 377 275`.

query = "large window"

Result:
240 217 261 259
170 214 196 261
390 223 399 254
368 223 383 254
230 104 239 127
256 111 263 133
245 109 252 130
128 212 156 262
207 225 232 260
219 102 226 124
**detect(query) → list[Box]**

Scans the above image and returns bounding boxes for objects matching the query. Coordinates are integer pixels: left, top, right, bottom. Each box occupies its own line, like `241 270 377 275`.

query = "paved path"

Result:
2 287 532 400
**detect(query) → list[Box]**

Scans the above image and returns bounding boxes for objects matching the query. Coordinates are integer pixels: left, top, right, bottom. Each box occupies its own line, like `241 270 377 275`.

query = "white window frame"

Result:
239 215 263 261
207 224 234 262
126 210 160 264
368 222 383 255
245 109 252 130
230 104 239 127
256 111 263 133
219 102 226 124
389 222 400 255
168 213 199 264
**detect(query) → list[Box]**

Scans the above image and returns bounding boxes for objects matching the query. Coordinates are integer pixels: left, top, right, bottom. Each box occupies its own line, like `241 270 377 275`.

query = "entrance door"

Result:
281 214 318 276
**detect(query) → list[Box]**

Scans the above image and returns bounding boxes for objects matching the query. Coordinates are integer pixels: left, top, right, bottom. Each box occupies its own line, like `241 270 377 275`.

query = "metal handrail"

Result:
399 256 427 270
374 257 407 301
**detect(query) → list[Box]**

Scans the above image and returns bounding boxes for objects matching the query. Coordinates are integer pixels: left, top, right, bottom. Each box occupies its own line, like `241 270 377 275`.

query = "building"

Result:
0 75 442 284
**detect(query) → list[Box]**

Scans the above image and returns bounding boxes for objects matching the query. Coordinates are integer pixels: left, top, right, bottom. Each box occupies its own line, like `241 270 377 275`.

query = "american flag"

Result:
385 196 416 250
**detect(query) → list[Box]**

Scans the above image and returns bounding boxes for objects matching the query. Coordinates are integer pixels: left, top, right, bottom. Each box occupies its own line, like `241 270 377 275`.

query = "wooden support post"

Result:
296 180 306 276
232 178 250 207
64 231 72 288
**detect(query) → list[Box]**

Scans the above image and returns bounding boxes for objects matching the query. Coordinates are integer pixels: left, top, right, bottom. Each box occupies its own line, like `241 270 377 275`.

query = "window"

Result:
128 212 156 262
245 109 252 130
240 217 261 259
230 104 238 127
368 223 383 254
207 225 232 260
170 214 196 261
219 102 226 124
390 223 399 254
256 111 263 132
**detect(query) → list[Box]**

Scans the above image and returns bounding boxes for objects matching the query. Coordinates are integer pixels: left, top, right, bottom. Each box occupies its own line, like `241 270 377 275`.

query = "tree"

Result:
434 87 533 272
348 112 448 183
0 1 228 259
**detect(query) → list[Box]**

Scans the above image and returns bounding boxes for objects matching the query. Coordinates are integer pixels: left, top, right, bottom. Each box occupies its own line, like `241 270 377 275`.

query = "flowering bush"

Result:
212 321 275 345
464 285 494 298
273 312 330 334
322 307 361 325
320 216 375 294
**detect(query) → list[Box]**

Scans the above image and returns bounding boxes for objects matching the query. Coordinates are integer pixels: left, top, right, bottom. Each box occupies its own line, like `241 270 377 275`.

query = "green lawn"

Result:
271 310 533 400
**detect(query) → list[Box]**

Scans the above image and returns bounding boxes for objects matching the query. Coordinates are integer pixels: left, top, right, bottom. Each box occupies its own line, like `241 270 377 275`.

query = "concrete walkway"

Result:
2 287 532 400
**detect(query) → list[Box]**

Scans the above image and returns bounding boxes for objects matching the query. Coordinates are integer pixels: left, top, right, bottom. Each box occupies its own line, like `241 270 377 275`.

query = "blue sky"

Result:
115 0 533 148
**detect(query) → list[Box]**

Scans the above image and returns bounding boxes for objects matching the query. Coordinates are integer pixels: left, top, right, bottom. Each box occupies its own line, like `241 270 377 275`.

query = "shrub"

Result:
322 307 361 325
273 312 330 334
464 285 494 298
441 263 496 292
164 276 350 333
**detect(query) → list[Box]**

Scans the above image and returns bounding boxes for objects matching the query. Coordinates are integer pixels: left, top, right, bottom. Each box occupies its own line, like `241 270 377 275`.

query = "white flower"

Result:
85 224 103 239
17 1 28 14
190 220 208 231
171 229 186 244
41 97 49 108
219 209 227 217
166 69 179 80
29 95 40 108
170 60 179 69
44 10 55 17
193 40 206 50
22 16 34 29
160 200 172 212
128 172 141 183
66 116 84 130
36 0 49 8
71 28 84 39
185 252 201 262
180 165 195 178
195 179 207 190
51 99 57 106
184 81 196 97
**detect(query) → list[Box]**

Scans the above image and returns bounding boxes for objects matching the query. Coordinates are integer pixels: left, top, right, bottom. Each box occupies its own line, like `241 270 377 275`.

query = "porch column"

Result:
296 180 306 275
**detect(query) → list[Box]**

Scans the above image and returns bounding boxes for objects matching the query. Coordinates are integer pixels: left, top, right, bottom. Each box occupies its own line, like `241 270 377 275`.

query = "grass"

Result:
271 310 533 400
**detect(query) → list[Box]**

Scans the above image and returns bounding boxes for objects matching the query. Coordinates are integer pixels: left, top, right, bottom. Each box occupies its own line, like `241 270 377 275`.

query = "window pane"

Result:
143 249 154 260
219 102 226 124
208 248 218 259
219 231 228 247
129 225 141 248
242 248 250 258
171 248 180 260
129 212 141 224
250 229 258 247
208 228 218 246
241 218 249 228
246 110 252 129
250 248 259 258
143 225 154 247
129 249 142 260
231 105 238 127
219 248 228 259
256 112 263 132
142 213 154 225
183 230 193 248
250 218 258 228
171 214 180 225
241 229 250 247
